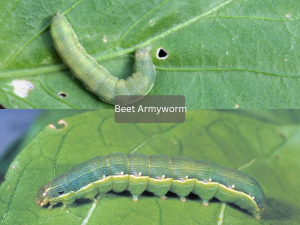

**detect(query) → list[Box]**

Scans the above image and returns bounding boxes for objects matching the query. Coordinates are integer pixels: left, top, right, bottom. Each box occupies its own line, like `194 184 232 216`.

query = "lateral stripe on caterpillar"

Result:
50 14 156 104
36 153 265 219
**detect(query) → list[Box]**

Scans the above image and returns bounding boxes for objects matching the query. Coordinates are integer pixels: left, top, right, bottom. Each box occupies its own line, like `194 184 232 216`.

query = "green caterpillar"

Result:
36 153 265 219
50 14 156 104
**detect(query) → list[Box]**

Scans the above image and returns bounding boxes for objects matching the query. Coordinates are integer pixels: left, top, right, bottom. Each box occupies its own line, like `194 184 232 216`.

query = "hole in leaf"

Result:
156 48 168 59
58 191 64 195
58 92 67 98
48 119 68 130
12 79 34 98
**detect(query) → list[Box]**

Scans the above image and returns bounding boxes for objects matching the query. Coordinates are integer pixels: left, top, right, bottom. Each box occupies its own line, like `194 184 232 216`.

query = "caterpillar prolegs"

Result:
50 14 156 104
36 153 265 219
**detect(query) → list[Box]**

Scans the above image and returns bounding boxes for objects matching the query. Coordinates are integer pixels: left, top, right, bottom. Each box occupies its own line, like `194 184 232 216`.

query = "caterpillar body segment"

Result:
36 153 265 219
50 14 156 104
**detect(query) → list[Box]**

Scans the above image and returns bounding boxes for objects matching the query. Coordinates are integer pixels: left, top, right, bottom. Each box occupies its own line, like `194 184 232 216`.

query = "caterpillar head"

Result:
35 185 50 207
135 47 150 60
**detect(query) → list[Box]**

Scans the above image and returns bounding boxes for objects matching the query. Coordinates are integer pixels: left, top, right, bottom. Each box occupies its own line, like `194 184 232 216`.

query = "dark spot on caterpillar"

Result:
58 92 67 98
156 48 168 59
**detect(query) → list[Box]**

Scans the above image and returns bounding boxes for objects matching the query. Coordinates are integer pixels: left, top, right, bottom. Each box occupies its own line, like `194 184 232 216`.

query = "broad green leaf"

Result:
1 110 299 224
0 109 91 182
0 0 299 109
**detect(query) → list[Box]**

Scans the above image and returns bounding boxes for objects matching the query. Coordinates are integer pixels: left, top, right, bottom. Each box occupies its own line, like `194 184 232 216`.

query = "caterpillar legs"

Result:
62 204 69 212
202 199 209 206
132 195 139 202
132 195 167 201
160 196 167 200
180 197 186 202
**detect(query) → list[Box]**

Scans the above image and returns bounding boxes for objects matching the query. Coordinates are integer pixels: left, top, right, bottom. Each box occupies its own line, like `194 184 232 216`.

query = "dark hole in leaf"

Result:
58 191 64 195
58 92 67 98
156 48 168 59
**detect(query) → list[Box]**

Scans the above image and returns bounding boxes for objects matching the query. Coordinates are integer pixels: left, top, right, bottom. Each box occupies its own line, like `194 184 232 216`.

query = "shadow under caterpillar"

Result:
50 14 156 104
36 153 265 219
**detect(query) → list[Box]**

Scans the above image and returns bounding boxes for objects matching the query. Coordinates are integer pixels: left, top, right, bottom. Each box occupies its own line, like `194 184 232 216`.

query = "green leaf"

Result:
0 110 299 224
0 109 90 182
1 0 299 109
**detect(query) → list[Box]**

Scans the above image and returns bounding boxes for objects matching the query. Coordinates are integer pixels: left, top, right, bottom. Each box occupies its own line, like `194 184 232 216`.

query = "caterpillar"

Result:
36 153 265 219
50 14 156 104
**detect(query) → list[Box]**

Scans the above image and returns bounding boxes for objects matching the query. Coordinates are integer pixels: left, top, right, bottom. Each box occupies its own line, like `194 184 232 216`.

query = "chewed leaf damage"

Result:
12 80 34 98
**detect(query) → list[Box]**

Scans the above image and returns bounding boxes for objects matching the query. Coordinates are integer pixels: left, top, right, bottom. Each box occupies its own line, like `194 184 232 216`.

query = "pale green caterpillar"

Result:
50 14 156 104
36 153 265 219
